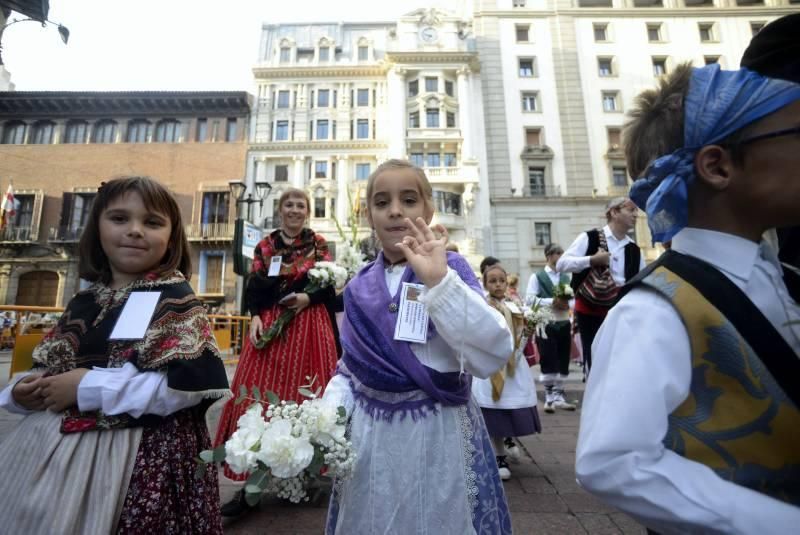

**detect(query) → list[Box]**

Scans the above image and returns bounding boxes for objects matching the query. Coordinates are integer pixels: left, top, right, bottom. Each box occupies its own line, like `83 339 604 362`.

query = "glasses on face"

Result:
737 126 800 146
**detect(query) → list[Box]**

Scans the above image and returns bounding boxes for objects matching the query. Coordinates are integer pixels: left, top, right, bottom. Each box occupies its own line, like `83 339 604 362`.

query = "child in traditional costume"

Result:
0 177 229 534
576 62 800 532
473 264 541 480
323 159 514 534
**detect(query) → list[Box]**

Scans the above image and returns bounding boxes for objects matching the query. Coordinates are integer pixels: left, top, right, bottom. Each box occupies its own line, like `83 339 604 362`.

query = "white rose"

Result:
256 419 315 478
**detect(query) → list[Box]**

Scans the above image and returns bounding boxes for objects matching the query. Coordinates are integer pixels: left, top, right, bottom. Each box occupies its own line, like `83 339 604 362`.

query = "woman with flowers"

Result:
214 188 339 516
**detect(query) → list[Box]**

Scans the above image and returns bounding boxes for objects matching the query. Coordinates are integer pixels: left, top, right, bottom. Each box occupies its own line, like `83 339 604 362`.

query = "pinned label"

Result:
393 283 429 344
268 256 282 277
109 292 161 340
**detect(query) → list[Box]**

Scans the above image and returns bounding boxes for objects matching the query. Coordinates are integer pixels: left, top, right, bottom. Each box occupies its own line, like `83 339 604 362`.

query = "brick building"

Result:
0 91 250 310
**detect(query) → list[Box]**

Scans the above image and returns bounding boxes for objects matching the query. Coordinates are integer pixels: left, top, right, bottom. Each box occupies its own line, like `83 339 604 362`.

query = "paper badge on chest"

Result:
268 256 282 277
393 283 429 344
109 291 161 340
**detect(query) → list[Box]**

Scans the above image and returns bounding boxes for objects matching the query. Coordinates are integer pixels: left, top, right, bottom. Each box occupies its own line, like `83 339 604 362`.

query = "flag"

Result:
0 184 18 231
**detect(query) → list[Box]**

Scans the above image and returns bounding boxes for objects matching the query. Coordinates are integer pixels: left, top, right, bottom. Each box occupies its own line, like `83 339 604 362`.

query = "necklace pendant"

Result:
388 303 398 313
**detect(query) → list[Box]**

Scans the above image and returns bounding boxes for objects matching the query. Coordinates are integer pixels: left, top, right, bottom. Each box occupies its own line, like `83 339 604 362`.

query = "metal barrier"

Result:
0 305 249 378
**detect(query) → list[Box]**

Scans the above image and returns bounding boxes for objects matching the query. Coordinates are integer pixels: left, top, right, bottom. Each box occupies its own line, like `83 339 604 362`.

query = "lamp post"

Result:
228 180 271 222
0 17 70 65
229 180 272 315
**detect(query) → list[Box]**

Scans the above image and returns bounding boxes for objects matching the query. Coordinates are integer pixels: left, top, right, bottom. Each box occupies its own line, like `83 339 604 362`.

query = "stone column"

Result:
336 155 350 225
387 66 407 158
292 156 305 189
457 67 473 161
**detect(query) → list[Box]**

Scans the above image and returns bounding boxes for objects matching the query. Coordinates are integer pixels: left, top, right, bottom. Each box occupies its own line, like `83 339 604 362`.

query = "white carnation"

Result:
224 426 262 474
305 398 346 446
257 419 315 478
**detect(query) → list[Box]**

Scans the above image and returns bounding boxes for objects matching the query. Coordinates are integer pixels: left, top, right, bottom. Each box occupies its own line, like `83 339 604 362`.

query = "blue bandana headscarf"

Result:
629 64 800 243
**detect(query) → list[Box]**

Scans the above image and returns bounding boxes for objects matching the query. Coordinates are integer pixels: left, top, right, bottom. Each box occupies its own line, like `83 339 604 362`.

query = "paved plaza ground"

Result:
0 352 645 534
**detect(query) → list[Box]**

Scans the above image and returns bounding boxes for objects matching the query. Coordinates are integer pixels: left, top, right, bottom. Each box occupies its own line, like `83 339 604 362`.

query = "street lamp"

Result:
228 179 272 221
0 17 70 65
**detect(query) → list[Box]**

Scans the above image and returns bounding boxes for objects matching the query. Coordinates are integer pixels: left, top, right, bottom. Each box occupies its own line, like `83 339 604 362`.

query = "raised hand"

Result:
396 217 449 288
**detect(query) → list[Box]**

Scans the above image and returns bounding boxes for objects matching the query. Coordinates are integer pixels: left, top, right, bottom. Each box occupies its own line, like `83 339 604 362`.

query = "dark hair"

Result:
544 243 563 257
479 256 501 275
481 263 507 287
78 176 191 283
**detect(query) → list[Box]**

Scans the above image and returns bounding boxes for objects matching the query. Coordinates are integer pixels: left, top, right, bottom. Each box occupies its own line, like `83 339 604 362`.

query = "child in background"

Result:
473 264 541 480
505 273 524 307
0 177 229 534
323 159 513 534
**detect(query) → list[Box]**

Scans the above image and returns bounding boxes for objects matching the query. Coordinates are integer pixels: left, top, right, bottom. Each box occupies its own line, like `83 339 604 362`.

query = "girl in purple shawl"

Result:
323 160 514 534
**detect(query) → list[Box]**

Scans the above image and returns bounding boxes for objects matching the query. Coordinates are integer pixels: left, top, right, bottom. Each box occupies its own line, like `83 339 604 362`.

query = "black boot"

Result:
220 489 255 517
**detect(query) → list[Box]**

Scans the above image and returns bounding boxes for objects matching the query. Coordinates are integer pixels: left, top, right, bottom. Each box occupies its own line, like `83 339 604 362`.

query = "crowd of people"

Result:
0 13 798 534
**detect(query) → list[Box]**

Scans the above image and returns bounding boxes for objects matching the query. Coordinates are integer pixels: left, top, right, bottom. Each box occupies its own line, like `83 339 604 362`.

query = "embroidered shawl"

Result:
338 252 483 421
32 272 229 432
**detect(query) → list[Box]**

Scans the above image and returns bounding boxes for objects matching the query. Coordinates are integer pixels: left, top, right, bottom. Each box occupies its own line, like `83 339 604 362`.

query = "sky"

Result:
2 0 461 92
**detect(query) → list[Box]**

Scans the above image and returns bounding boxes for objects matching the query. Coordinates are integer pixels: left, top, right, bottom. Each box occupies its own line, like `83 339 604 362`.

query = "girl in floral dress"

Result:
0 176 229 534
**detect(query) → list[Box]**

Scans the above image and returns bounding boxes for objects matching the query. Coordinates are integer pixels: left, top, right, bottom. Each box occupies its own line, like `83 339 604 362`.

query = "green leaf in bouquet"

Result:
252 386 262 402
337 406 346 421
306 448 326 477
234 384 248 405
199 449 215 463
245 484 262 495
212 444 227 462
265 390 280 405
298 387 317 399
244 488 262 508
244 467 271 506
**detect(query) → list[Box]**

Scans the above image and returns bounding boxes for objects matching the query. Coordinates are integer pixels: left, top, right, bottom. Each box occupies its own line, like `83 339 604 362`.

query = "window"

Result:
357 88 369 106
528 167 546 196
358 45 369 61
426 109 440 128
425 77 438 92
315 161 328 178
126 120 151 143
409 112 420 128
593 23 608 42
64 120 89 144
280 47 291 63
200 252 224 294
9 194 34 235
30 121 54 144
598 57 613 77
154 119 181 143
518 58 535 77
652 57 667 77
319 46 330 62
409 80 419 97
602 91 620 112
201 192 230 225
698 23 714 42
275 120 289 141
68 193 96 234
318 89 330 107
445 80 454 97
433 191 461 215
516 25 529 43
525 128 541 146
446 112 456 128
195 118 207 142
314 195 326 218
647 23 662 42
315 120 329 140
357 119 369 139
277 90 290 108
607 128 622 150
750 22 765 36
513 0 526 6
534 222 551 246
410 153 424 167
521 92 538 112
356 163 371 180
444 153 457 167
612 167 629 187
1 121 26 144
93 120 117 143
427 153 441 167
704 55 720 65
275 165 289 182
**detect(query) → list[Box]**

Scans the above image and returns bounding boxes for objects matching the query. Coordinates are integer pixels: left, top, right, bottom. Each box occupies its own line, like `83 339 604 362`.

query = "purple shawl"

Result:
339 251 483 421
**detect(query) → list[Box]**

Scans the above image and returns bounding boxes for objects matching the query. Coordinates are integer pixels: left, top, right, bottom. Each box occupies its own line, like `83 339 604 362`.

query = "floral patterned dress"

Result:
214 228 339 480
0 273 229 534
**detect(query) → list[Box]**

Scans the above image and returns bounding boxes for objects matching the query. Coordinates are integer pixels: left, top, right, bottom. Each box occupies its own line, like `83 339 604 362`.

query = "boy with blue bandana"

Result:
575 63 800 533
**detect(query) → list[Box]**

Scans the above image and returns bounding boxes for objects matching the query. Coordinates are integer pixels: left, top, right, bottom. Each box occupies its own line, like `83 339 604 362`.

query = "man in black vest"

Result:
556 197 643 379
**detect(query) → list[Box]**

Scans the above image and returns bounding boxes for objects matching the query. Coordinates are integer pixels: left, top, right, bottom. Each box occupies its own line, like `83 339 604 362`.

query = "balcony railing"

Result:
0 225 34 243
425 167 460 178
49 226 85 243
186 223 234 241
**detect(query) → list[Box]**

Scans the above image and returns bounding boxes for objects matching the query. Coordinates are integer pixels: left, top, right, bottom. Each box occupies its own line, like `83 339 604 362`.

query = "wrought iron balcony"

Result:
49 225 84 243
0 225 35 243
186 222 234 241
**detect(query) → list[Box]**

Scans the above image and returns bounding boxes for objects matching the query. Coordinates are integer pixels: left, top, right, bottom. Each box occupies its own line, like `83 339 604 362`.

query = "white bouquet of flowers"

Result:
553 283 574 300
198 381 355 506
523 298 556 339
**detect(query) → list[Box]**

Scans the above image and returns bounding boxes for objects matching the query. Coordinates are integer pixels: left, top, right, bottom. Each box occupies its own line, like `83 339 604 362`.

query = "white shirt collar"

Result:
671 228 773 285
544 265 556 275
603 224 632 246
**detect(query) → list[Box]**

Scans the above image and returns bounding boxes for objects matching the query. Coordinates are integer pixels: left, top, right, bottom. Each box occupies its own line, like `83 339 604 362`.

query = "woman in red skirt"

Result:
214 188 338 516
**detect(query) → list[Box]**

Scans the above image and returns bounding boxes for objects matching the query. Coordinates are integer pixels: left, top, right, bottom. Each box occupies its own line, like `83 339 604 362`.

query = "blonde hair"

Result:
507 273 519 288
277 187 310 210
366 159 434 214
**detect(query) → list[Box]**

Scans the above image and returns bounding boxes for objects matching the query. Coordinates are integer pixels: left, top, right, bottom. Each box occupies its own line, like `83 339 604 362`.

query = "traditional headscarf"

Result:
629 64 800 243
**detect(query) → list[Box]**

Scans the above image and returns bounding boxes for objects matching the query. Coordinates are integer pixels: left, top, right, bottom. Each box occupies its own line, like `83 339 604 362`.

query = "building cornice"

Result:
252 65 388 79
386 51 481 71
0 91 252 119
490 195 612 205
474 7 794 18
248 140 388 152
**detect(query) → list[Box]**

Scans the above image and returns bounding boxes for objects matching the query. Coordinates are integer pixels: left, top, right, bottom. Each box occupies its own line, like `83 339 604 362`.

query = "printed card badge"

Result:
268 256 283 277
109 291 161 340
393 283 430 344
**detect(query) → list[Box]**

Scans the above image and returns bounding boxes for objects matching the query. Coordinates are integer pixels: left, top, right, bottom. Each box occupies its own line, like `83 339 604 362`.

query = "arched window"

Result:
126 120 151 143
154 119 182 143
92 120 118 143
64 120 89 144
30 121 55 144
1 121 27 144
